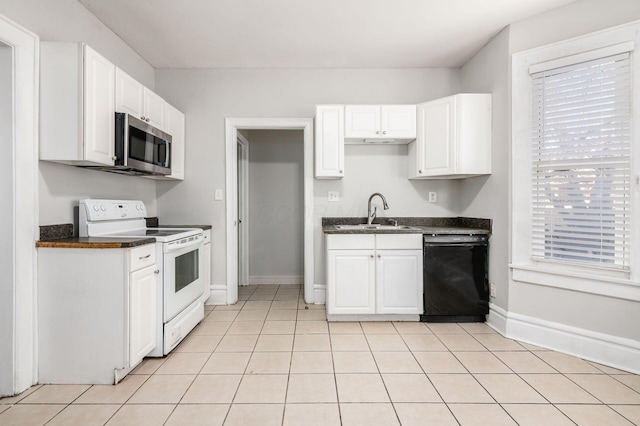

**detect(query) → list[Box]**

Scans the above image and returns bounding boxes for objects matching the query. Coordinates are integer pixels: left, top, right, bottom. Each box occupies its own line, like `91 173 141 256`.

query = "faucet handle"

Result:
389 219 398 227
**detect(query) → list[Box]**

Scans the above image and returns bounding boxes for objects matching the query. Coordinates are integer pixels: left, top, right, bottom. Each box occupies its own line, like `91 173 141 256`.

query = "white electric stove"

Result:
79 199 205 356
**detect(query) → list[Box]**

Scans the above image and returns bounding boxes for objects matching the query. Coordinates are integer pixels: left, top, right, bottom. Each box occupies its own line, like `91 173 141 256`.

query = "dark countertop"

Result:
145 217 211 230
322 217 491 235
156 225 212 230
36 222 156 248
36 237 155 249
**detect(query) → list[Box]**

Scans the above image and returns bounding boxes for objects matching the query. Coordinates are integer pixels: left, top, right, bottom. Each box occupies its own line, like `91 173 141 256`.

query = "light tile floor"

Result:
1 284 639 425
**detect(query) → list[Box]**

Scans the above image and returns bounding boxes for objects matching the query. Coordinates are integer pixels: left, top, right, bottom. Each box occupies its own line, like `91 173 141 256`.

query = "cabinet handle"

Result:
382 131 387 135
377 254 381 258
419 170 423 174
141 116 145 120
112 156 117 161
154 269 160 274
139 254 151 260
339 170 343 174
370 254 374 258
146 118 150 122
376 130 380 135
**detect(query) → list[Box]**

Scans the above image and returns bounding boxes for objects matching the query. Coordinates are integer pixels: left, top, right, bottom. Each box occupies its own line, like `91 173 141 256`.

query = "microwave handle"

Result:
165 235 202 253
165 136 171 170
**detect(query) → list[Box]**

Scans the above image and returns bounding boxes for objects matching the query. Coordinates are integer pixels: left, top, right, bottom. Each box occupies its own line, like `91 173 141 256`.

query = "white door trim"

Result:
225 118 314 304
0 13 39 396
236 133 249 287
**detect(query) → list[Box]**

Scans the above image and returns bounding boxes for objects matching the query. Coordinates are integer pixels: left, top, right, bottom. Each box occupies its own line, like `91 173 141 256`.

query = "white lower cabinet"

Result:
326 233 423 317
376 250 422 314
327 249 376 314
38 243 158 384
201 229 212 303
129 264 158 368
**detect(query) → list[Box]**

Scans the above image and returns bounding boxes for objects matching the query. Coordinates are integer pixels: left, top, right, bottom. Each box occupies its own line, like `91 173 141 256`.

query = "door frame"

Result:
236 132 249 287
0 14 39 396
225 118 314 304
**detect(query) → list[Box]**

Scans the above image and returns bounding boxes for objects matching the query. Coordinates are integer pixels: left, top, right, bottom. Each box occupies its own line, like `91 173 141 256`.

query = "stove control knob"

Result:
100 204 106 211
93 205 99 211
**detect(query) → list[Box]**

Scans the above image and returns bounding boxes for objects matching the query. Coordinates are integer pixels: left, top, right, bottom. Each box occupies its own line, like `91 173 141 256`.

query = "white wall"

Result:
0 0 159 226
155 68 461 294
459 27 511 310
247 130 304 282
456 0 640 370
0 41 13 395
505 0 640 345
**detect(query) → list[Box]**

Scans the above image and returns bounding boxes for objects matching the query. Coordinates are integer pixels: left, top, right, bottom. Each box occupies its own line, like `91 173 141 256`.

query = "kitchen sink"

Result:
334 224 420 231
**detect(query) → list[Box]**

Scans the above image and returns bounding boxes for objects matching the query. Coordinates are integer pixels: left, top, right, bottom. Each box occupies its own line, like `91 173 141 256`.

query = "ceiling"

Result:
78 0 576 69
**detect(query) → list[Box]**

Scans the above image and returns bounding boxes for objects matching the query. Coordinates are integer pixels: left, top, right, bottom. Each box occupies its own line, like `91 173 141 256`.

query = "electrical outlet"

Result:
489 283 496 298
428 192 437 203
328 191 339 202
214 189 223 201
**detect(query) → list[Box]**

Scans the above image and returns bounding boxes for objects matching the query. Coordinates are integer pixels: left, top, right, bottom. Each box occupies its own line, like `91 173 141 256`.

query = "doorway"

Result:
225 118 314 305
237 132 249 287
0 14 39 397
240 130 305 286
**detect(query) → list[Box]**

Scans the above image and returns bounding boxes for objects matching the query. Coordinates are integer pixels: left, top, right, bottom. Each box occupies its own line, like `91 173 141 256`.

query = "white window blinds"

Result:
531 52 632 270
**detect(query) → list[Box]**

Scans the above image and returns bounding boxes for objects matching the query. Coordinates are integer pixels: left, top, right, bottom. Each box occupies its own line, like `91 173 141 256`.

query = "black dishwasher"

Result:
420 234 489 322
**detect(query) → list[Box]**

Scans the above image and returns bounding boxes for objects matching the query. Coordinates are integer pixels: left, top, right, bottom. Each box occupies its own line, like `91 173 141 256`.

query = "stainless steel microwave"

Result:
115 113 172 176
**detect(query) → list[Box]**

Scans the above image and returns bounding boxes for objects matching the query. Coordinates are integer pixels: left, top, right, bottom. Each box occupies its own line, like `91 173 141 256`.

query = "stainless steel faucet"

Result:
367 193 389 225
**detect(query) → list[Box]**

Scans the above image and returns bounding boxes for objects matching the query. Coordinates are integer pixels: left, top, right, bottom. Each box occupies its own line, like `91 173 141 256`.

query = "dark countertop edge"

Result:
323 225 490 235
156 225 212 230
36 237 156 249
322 216 492 235
145 217 212 230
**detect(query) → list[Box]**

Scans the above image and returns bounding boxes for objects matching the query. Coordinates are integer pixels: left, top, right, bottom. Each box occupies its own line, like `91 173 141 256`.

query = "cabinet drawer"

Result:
326 234 375 250
129 244 156 271
376 234 422 250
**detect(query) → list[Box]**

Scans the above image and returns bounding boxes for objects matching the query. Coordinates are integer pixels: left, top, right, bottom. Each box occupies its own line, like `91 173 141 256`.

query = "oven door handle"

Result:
165 236 203 253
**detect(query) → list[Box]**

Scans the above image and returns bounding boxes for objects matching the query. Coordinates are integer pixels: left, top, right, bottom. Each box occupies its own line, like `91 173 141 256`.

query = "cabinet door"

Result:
143 88 166 131
327 250 375 314
201 242 211 303
382 105 416 139
345 105 380 139
414 96 456 177
315 105 344 178
83 45 115 165
376 250 423 314
165 104 185 180
129 264 158 368
115 68 144 118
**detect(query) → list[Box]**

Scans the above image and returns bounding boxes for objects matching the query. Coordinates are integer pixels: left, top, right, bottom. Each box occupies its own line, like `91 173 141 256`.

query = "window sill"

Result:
510 264 640 302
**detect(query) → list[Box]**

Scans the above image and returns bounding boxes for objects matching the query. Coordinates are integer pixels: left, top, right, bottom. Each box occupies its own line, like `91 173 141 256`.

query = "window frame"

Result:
511 21 640 301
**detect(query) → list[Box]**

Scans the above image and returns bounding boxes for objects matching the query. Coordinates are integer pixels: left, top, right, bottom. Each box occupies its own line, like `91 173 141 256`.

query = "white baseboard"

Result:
249 275 303 285
492 305 640 374
314 284 326 304
206 285 228 305
487 303 508 335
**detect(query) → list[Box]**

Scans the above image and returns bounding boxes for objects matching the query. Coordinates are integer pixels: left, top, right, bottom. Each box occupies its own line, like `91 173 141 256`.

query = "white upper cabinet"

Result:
315 105 344 179
345 105 416 143
409 93 492 179
40 42 116 166
143 88 167 131
165 104 185 180
116 68 167 131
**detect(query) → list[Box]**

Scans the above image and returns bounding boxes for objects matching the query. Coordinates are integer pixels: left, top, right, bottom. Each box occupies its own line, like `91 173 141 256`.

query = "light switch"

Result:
428 192 437 203
328 191 340 202
214 189 223 201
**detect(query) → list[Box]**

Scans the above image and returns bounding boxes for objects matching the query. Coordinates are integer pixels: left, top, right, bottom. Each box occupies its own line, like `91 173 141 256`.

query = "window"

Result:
530 51 631 271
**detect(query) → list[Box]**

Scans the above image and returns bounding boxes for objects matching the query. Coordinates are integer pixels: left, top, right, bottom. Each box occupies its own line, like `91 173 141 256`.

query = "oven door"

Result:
163 234 204 322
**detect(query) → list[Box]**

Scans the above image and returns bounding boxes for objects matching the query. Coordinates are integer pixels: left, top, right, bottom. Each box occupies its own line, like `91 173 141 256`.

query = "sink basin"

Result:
334 224 420 231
